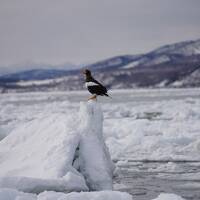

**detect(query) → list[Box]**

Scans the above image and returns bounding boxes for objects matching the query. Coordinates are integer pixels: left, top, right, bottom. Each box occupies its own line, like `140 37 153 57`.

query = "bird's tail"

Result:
104 93 112 99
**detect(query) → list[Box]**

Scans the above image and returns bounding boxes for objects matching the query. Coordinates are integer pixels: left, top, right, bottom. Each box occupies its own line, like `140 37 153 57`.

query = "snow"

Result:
152 39 200 56
0 88 200 199
0 174 86 194
104 98 200 161
152 193 186 200
0 113 88 193
0 188 185 200
37 190 132 200
155 80 169 87
1 89 200 163
78 101 114 190
16 79 58 86
106 58 123 66
176 68 200 86
122 55 170 69
0 100 114 193
171 80 184 87
0 188 132 200
0 188 36 200
144 55 170 66
122 61 140 69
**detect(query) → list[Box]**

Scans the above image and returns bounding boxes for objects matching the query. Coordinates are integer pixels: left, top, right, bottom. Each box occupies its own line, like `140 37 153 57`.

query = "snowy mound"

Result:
0 188 132 200
0 100 114 193
0 188 186 200
0 113 87 193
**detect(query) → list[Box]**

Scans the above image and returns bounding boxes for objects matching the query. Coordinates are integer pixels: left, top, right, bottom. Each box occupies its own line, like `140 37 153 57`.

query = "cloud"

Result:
0 0 200 69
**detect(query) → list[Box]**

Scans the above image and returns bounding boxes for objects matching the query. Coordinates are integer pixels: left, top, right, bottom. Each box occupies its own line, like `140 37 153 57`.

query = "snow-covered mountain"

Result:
1 38 200 92
0 62 79 76
87 38 200 70
151 39 200 56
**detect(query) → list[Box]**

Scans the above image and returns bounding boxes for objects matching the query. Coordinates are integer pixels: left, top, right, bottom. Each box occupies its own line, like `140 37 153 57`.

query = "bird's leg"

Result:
88 95 97 101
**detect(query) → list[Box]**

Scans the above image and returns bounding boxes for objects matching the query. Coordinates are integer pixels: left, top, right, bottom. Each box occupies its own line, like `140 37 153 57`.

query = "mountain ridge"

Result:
1 38 200 92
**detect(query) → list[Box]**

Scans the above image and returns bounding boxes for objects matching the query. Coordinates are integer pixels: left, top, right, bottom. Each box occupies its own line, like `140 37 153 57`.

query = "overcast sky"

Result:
0 0 200 69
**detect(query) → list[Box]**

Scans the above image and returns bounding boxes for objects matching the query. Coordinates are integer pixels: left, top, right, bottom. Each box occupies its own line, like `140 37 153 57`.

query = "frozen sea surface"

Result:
1 88 200 199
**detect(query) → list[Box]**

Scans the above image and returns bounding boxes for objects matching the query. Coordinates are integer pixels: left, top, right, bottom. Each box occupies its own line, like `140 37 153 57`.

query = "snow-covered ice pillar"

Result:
78 100 115 191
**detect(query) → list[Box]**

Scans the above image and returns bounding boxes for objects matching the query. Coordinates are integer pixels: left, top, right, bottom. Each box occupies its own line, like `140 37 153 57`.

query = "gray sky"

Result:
0 0 200 69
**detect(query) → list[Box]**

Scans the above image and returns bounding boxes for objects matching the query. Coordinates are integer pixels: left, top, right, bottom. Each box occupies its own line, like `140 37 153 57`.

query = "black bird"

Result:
82 69 110 100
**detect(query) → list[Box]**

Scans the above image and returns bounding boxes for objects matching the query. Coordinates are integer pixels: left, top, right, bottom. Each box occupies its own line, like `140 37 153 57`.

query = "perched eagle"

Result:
82 69 110 100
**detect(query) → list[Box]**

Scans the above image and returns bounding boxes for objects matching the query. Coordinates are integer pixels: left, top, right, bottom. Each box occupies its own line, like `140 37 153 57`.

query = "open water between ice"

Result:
113 160 200 200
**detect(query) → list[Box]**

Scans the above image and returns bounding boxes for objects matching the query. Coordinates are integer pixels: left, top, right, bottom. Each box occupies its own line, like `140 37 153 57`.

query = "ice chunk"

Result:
0 172 86 193
0 100 114 193
0 188 36 200
0 188 132 200
152 193 186 200
38 190 132 200
78 100 115 191
0 113 88 192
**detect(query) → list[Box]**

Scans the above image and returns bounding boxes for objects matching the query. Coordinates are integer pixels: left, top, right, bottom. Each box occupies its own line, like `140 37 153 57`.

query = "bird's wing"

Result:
92 79 107 93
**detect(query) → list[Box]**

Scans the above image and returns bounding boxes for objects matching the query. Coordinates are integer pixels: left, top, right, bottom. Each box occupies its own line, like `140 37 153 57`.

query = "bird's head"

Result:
82 69 92 77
